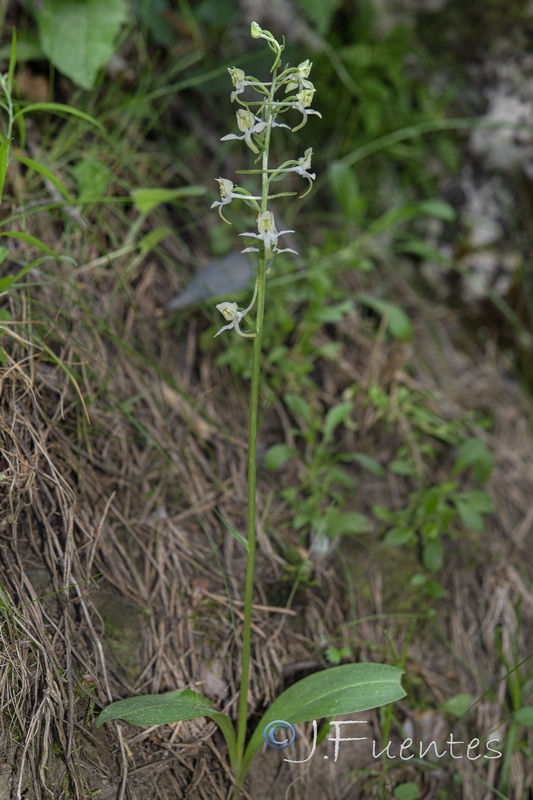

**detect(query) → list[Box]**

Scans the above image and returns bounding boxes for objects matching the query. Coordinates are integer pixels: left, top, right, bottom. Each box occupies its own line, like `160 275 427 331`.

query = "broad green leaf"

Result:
265 444 296 470
14 156 73 202
0 139 13 201
96 687 213 727
0 231 57 258
323 401 353 443
37 0 128 90
95 688 236 761
14 102 103 130
131 186 206 214
243 663 405 775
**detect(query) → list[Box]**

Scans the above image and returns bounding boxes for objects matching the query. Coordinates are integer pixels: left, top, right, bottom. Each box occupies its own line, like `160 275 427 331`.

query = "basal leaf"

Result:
243 663 404 774
96 688 237 767
96 688 214 727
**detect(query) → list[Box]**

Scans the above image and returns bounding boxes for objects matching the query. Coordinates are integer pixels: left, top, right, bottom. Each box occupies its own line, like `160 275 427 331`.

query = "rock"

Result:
166 252 254 311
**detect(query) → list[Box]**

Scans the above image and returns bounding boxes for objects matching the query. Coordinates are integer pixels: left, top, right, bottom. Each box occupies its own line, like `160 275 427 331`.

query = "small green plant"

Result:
0 33 102 261
96 23 405 793
374 425 494 591
266 391 372 556
0 31 102 366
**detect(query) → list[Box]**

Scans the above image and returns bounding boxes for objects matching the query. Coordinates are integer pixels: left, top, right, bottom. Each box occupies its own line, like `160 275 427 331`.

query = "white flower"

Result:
284 60 314 94
220 109 267 154
291 88 322 132
270 148 316 196
239 211 297 259
228 67 247 102
295 148 315 181
210 178 261 223
215 301 256 338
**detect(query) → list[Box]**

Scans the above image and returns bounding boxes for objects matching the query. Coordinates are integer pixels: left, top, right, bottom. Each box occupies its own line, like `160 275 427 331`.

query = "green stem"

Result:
234 251 266 783
234 62 278 790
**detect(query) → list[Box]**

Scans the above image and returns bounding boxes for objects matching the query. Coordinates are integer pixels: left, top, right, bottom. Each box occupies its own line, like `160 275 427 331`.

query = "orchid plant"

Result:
97 23 405 794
